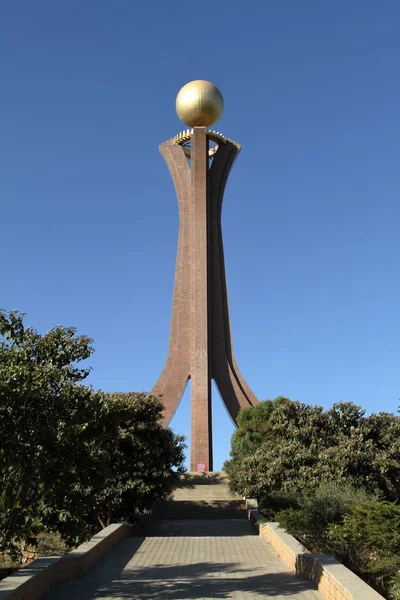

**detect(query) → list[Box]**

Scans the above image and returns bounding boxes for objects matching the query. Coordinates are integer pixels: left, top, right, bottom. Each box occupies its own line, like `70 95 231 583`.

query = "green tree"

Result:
0 309 102 553
229 398 277 461
0 310 185 556
225 397 400 503
225 396 400 599
79 392 185 530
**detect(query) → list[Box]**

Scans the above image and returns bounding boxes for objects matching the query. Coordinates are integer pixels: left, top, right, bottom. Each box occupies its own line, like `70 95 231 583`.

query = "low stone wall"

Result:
0 524 136 600
248 509 385 600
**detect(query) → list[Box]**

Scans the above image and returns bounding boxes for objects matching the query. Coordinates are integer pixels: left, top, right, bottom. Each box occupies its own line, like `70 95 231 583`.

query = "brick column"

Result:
190 127 212 471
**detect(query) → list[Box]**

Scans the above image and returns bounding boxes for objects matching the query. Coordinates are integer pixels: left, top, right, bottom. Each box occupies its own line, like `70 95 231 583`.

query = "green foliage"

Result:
258 489 301 521
268 485 400 598
389 573 400 600
328 502 400 597
0 310 185 557
35 531 68 556
230 397 283 459
225 397 400 503
275 482 376 552
40 392 186 546
83 392 186 529
226 397 400 598
0 309 100 553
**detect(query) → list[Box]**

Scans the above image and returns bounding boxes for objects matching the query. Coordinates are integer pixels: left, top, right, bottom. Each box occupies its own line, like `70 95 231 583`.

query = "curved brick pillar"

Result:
151 140 191 425
209 140 259 422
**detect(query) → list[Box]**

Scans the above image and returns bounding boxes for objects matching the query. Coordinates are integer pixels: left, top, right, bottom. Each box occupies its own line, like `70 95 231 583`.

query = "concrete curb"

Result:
0 523 136 600
248 509 385 600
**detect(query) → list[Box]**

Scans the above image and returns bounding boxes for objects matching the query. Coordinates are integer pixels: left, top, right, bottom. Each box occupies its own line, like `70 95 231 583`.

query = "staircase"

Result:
152 471 246 521
42 472 326 599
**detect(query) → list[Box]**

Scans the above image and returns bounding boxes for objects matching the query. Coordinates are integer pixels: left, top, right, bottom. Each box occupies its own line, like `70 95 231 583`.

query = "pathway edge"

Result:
0 523 137 600
248 508 385 600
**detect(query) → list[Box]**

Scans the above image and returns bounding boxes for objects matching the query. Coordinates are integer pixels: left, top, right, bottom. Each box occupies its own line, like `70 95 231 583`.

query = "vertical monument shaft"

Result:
190 128 212 471
151 81 259 471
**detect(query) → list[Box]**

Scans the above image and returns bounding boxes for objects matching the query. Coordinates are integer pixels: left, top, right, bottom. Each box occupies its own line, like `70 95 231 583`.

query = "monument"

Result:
152 80 258 471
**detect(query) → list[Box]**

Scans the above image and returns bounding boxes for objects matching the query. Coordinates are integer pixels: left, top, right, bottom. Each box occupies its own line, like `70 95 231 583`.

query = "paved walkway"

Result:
45 520 323 599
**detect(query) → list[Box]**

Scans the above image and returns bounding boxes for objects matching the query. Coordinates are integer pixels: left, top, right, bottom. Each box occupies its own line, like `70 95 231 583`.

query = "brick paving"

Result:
45 519 323 599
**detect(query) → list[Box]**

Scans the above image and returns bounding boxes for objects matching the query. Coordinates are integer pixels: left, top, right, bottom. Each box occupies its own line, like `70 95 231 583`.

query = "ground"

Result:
44 519 323 600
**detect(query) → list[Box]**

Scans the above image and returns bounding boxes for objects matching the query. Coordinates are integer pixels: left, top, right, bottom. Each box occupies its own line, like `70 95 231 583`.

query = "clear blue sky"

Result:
2 1 400 470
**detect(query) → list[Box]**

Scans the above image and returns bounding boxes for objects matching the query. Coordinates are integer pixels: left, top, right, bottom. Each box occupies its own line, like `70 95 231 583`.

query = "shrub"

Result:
0 310 186 557
328 502 400 596
389 573 400 600
225 398 400 503
259 490 301 520
274 490 400 597
275 482 376 552
36 532 68 556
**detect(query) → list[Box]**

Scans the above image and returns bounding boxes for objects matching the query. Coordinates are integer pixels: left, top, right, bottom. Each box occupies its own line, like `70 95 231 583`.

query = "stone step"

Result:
171 471 242 502
153 472 246 520
142 518 254 537
154 499 246 520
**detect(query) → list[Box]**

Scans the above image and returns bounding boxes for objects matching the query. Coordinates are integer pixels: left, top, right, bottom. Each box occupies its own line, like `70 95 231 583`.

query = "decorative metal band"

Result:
174 129 226 144
208 130 227 144
174 129 193 144
174 129 227 158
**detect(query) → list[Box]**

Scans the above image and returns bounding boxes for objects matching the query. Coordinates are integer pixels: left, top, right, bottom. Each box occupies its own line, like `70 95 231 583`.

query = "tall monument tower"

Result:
152 80 258 471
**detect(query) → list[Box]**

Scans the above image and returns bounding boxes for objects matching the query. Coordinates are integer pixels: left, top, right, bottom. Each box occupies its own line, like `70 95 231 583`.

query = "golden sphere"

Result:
175 80 224 127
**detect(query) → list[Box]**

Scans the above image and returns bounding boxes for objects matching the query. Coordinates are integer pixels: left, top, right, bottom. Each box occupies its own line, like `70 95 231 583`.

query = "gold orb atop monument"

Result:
175 80 224 127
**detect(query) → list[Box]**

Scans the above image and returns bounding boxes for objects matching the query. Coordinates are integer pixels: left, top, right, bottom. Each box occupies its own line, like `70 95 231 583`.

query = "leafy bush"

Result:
226 397 400 598
259 489 301 520
270 487 400 598
0 310 186 557
328 502 400 597
275 482 376 552
225 397 400 503
35 532 68 556
389 573 400 600
80 392 186 530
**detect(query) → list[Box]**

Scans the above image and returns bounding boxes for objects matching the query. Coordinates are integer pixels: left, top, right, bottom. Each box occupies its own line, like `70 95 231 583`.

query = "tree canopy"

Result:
224 396 400 503
0 310 185 556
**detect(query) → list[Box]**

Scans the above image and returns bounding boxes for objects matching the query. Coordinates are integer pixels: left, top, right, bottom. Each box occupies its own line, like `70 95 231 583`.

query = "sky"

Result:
2 1 400 470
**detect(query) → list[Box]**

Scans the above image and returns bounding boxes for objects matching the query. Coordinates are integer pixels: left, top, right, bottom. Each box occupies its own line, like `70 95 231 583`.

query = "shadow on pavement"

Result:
43 537 145 600
143 519 255 537
46 556 318 599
